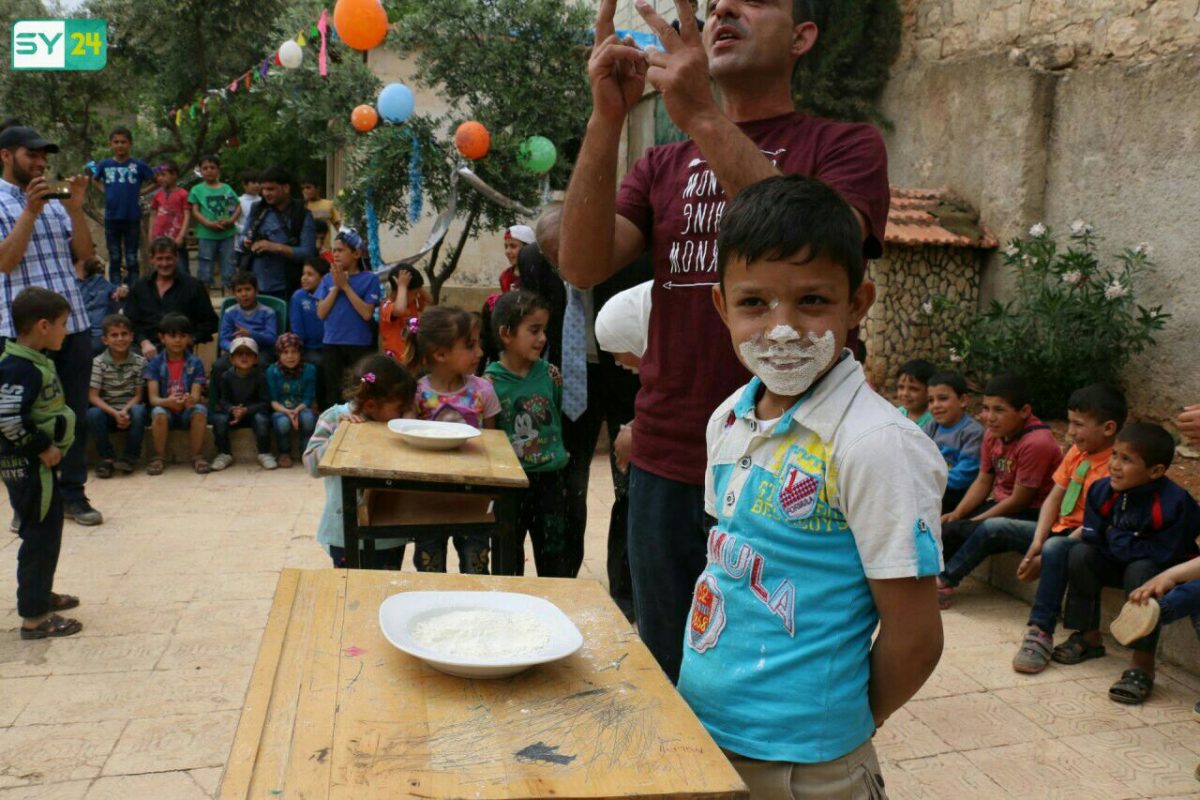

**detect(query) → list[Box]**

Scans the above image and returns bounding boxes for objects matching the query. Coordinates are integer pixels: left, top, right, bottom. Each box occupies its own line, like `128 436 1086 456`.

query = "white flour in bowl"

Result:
411 608 551 659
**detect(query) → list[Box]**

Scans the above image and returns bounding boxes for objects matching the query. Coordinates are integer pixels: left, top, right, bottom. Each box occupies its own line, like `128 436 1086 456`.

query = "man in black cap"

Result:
0 125 103 527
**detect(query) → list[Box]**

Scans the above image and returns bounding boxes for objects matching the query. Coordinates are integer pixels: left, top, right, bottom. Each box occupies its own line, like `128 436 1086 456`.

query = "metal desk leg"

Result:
491 493 520 576
341 477 360 569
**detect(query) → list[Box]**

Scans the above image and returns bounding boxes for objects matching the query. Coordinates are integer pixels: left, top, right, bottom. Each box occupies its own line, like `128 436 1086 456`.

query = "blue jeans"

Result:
941 516 1037 587
1027 535 1081 634
1159 579 1200 639
197 237 236 288
211 410 271 455
272 409 315 455
627 464 711 684
176 247 190 276
85 404 148 462
104 219 140 285
151 404 207 429
1064 543 1162 652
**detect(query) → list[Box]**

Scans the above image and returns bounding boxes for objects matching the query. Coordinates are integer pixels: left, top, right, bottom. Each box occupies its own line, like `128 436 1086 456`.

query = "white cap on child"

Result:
595 280 652 359
505 225 536 245
230 336 258 355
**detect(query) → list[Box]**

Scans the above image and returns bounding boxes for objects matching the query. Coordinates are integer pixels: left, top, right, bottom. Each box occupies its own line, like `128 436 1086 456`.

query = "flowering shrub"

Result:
950 221 1168 418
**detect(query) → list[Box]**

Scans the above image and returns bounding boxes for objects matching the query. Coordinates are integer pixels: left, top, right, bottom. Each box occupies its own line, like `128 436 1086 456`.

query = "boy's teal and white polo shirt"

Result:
677 353 947 764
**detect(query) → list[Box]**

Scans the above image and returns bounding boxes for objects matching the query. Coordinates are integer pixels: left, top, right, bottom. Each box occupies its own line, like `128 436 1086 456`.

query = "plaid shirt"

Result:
0 179 88 337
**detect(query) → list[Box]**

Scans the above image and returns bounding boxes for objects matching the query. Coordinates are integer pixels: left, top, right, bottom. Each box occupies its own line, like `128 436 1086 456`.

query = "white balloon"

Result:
279 40 303 69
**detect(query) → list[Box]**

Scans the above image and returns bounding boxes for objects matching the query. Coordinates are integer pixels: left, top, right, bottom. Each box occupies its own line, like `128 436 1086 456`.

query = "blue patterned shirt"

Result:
0 179 89 337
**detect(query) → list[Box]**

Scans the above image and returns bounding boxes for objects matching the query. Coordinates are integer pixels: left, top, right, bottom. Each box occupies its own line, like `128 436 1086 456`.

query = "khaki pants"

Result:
724 740 887 800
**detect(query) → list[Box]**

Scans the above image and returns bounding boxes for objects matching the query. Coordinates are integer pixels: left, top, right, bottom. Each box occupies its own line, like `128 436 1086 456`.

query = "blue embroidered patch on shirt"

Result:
914 518 940 577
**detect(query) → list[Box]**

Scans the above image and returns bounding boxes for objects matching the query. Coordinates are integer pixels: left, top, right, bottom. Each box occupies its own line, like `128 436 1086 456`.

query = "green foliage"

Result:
344 0 593 296
951 223 1169 419
793 0 902 127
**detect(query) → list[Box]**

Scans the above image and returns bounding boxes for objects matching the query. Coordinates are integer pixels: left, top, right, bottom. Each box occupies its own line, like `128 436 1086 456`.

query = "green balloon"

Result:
518 136 557 174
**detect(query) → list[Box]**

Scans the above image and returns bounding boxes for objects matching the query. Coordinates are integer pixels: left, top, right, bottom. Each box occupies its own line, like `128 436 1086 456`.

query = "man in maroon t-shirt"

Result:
556 0 890 682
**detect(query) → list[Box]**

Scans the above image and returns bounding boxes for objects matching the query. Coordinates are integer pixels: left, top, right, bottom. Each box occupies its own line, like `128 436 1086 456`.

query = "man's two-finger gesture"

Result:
635 0 718 134
589 0 650 125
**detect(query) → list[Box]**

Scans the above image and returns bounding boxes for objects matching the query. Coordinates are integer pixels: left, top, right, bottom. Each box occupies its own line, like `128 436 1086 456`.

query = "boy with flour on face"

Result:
679 175 945 799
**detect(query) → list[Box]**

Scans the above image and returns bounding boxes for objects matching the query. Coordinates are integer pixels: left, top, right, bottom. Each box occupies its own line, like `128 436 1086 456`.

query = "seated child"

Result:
291 258 328 406
678 175 946 795
76 257 125 355
144 313 209 475
1 287 82 639
210 337 274 471
484 291 571 577
220 270 278 362
921 370 984 514
405 306 501 573
940 374 1062 583
1052 423 1200 705
267 333 317 468
379 264 431 364
86 313 148 477
896 358 935 427
304 355 416 568
939 383 1124 613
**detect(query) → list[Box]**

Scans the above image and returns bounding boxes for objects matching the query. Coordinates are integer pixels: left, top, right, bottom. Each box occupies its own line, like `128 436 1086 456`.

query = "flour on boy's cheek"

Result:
737 326 836 397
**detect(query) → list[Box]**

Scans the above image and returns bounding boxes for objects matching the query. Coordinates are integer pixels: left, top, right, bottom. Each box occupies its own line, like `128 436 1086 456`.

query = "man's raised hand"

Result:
637 0 717 135
589 0 649 125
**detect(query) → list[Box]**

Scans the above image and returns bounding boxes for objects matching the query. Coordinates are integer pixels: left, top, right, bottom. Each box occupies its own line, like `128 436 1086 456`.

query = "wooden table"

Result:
220 569 747 800
317 422 529 573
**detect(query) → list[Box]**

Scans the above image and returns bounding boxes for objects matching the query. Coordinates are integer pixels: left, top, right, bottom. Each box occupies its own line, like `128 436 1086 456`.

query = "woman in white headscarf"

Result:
594 280 652 471
499 224 536 292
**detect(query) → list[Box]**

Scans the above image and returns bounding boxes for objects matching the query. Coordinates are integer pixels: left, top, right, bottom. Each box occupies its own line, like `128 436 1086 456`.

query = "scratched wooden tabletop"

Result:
317 421 529 488
219 569 747 800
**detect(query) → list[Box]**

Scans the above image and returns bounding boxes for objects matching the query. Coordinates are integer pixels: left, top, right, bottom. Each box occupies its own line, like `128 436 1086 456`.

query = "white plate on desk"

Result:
379 591 583 679
387 418 481 450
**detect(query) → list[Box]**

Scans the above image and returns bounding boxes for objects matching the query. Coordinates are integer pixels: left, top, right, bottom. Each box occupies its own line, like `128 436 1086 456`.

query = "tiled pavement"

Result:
1 455 1198 799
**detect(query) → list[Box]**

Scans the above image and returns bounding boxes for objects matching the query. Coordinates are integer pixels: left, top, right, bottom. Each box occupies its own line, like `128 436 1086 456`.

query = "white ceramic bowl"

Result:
387 418 481 450
378 591 584 679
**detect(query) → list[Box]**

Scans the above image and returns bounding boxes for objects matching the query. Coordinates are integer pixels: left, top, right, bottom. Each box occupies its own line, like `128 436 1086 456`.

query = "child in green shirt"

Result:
484 290 572 577
187 153 241 290
0 288 81 639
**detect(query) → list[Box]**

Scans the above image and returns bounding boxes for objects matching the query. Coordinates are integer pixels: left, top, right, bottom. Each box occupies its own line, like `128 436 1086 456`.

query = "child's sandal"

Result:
193 457 211 475
1051 631 1106 665
146 458 165 476
1109 668 1154 705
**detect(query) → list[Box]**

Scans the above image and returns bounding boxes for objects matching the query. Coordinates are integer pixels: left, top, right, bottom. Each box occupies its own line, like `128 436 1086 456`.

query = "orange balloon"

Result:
333 0 388 51
455 121 490 161
351 104 379 133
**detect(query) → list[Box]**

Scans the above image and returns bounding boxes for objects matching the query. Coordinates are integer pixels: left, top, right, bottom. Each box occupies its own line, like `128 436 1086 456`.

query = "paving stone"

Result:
187 766 223 795
0 780 90 799
992 679 1149 737
873 707 955 762
906 692 1052 751
103 710 240 775
1059 726 1200 797
964 739 1142 799
882 752 1009 799
0 721 123 788
0 677 46 726
0 633 170 679
83 771 212 800
156 629 262 672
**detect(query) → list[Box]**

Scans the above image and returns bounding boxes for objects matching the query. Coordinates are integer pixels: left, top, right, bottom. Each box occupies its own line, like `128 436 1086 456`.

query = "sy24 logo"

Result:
11 19 107 71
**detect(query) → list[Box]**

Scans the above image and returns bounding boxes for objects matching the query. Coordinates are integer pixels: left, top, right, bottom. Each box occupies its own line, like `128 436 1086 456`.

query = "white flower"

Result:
1029 222 1047 237
921 300 934 315
1070 219 1092 235
1133 242 1154 257
948 347 963 363
1104 280 1128 300
1062 270 1083 285
1004 244 1020 258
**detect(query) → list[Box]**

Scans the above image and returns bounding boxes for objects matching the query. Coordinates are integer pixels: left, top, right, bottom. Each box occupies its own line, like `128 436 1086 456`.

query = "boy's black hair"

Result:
259 165 292 185
12 286 69 335
898 359 937 385
198 153 220 168
101 313 132 335
1117 422 1175 470
158 312 193 336
304 257 330 276
983 373 1032 410
300 177 321 190
1067 383 1128 429
313 219 329 237
149 236 177 255
109 125 132 141
241 169 261 185
716 174 864 292
490 289 551 344
158 159 179 175
927 370 969 396
388 263 424 291
230 270 257 291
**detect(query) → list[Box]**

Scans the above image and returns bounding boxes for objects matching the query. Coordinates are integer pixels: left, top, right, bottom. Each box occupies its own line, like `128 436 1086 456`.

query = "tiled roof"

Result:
885 187 998 249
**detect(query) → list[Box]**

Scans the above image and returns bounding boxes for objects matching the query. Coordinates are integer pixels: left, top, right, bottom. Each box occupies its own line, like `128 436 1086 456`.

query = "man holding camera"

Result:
0 125 103 527
239 165 315 299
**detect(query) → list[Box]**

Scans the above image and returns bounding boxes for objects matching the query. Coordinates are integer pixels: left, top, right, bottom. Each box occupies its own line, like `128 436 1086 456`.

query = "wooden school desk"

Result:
219 569 748 800
317 422 529 573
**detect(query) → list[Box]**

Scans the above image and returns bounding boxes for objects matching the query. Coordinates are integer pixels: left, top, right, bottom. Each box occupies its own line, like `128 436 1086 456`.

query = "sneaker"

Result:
64 499 103 526
95 460 114 479
1013 626 1055 674
1111 599 1160 646
210 453 234 471
112 458 135 474
257 453 278 470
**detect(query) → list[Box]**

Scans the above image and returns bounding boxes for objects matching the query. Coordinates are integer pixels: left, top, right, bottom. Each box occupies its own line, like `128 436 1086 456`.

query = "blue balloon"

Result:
377 83 414 124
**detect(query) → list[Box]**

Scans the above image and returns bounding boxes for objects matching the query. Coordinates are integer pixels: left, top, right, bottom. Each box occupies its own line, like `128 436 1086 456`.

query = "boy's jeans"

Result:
211 411 271 455
1064 543 1162 652
103 219 140 285
272 409 316 455
197 237 236 289
941 516 1039 587
1027 535 1081 634
85 405 148 462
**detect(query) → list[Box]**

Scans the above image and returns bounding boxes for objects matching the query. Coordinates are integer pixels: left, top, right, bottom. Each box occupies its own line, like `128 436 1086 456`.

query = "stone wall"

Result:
902 0 1200 65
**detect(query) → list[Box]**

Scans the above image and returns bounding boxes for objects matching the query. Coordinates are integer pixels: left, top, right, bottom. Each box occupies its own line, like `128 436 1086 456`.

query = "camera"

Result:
44 179 71 200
